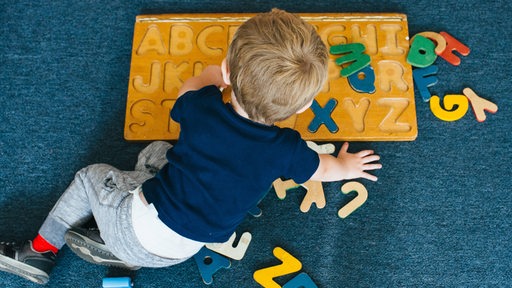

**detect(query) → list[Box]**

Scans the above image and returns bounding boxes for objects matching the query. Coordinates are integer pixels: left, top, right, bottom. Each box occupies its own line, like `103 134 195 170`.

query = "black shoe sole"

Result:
0 254 49 284
65 230 139 270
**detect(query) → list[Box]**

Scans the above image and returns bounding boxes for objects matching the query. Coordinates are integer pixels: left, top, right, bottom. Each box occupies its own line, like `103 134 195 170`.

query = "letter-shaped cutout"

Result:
163 61 188 94
430 94 469 121
170 25 194 56
197 25 224 56
417 31 447 55
206 232 252 261
377 61 408 92
338 182 368 218
136 25 166 55
300 180 326 213
330 43 371 77
407 35 437 68
308 99 339 133
377 98 411 133
413 65 439 102
343 98 370 132
282 272 318 288
462 88 498 122
347 65 376 93
133 61 160 94
193 246 231 285
438 32 470 66
253 247 302 288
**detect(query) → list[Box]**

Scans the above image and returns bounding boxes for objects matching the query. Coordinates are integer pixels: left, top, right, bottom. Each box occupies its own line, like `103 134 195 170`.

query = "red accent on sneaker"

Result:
32 234 59 254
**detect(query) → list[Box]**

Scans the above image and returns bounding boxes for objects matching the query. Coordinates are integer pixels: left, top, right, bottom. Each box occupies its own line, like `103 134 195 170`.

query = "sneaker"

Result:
65 227 139 270
0 240 55 284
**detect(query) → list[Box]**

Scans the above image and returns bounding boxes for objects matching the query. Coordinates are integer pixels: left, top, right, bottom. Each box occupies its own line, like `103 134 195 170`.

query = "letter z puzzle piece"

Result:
462 88 498 122
193 246 231 285
205 232 252 261
253 247 302 288
330 43 372 77
413 65 439 102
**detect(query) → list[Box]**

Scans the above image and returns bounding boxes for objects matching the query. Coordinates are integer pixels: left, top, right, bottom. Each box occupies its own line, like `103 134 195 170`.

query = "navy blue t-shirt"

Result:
142 85 319 243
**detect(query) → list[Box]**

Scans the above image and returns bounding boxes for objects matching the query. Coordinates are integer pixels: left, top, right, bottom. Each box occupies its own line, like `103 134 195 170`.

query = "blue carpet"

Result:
1 1 511 287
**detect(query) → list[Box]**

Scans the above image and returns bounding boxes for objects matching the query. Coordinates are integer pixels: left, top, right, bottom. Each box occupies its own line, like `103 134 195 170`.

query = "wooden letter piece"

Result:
462 88 498 122
429 94 469 121
193 247 231 285
206 232 252 261
338 182 368 218
253 247 302 288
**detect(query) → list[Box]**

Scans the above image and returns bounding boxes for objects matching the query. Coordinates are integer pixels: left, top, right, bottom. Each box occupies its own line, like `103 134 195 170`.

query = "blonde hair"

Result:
227 8 328 125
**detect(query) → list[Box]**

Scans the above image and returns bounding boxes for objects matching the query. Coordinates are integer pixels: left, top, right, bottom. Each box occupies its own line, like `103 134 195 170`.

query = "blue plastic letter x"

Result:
308 98 338 133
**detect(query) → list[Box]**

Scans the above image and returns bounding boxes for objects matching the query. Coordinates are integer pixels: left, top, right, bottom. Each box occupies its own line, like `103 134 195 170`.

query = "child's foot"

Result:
0 240 56 284
65 227 139 270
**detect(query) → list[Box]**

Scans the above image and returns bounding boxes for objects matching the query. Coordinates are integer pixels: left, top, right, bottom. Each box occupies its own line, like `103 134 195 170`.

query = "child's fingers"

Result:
361 172 378 182
363 163 382 170
362 155 380 163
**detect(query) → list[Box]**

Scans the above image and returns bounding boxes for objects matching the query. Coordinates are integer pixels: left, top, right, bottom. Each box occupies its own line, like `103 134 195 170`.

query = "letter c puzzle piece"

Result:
253 247 302 288
429 94 469 121
193 246 231 285
206 232 252 261
338 182 368 218
282 272 318 288
462 88 498 122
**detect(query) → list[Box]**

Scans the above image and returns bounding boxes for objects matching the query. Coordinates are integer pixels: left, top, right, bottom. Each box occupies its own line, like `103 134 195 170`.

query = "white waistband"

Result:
130 186 204 259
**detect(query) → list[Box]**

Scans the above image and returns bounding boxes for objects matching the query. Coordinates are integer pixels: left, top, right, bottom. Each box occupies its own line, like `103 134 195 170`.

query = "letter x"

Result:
308 99 339 133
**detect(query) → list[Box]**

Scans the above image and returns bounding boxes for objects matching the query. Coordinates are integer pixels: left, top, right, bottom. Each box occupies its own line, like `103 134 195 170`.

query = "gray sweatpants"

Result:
38 141 188 267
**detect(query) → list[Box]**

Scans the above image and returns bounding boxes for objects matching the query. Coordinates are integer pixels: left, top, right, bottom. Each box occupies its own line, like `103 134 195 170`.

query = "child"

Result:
0 9 381 284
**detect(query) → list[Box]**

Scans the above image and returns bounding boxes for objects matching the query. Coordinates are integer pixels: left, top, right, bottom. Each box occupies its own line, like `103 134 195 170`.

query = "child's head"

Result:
226 8 328 125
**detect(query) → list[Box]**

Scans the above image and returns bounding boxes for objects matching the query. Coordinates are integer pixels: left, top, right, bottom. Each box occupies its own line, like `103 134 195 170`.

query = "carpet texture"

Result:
0 1 510 287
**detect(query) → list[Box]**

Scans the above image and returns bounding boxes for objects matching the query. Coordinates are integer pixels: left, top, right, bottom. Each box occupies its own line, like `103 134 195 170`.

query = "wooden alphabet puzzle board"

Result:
124 13 417 141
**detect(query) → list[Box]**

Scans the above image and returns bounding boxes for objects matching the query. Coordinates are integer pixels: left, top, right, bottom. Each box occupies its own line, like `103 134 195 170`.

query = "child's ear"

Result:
221 58 231 86
296 100 313 114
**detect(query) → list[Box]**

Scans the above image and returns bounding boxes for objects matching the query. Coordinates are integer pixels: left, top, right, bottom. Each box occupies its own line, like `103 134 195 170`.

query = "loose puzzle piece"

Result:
347 65 376 93
282 272 318 288
273 178 300 200
205 232 252 261
306 141 335 154
338 181 368 218
125 13 417 141
248 205 263 217
429 94 469 121
253 247 302 288
438 31 470 66
417 31 447 55
462 88 498 122
308 99 339 133
300 180 326 212
331 43 372 77
193 246 231 285
413 65 439 102
407 35 437 68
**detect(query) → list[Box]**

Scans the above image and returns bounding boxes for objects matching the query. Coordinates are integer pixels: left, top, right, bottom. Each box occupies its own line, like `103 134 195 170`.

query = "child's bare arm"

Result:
309 142 382 182
178 65 227 97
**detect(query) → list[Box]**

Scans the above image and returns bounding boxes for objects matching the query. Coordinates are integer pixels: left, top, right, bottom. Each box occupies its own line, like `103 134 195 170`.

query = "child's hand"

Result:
310 142 382 182
178 65 228 97
336 142 382 181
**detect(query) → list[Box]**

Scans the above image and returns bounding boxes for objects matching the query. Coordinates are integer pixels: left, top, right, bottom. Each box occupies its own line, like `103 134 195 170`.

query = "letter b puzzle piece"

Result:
253 247 302 288
193 246 231 285
330 43 371 77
